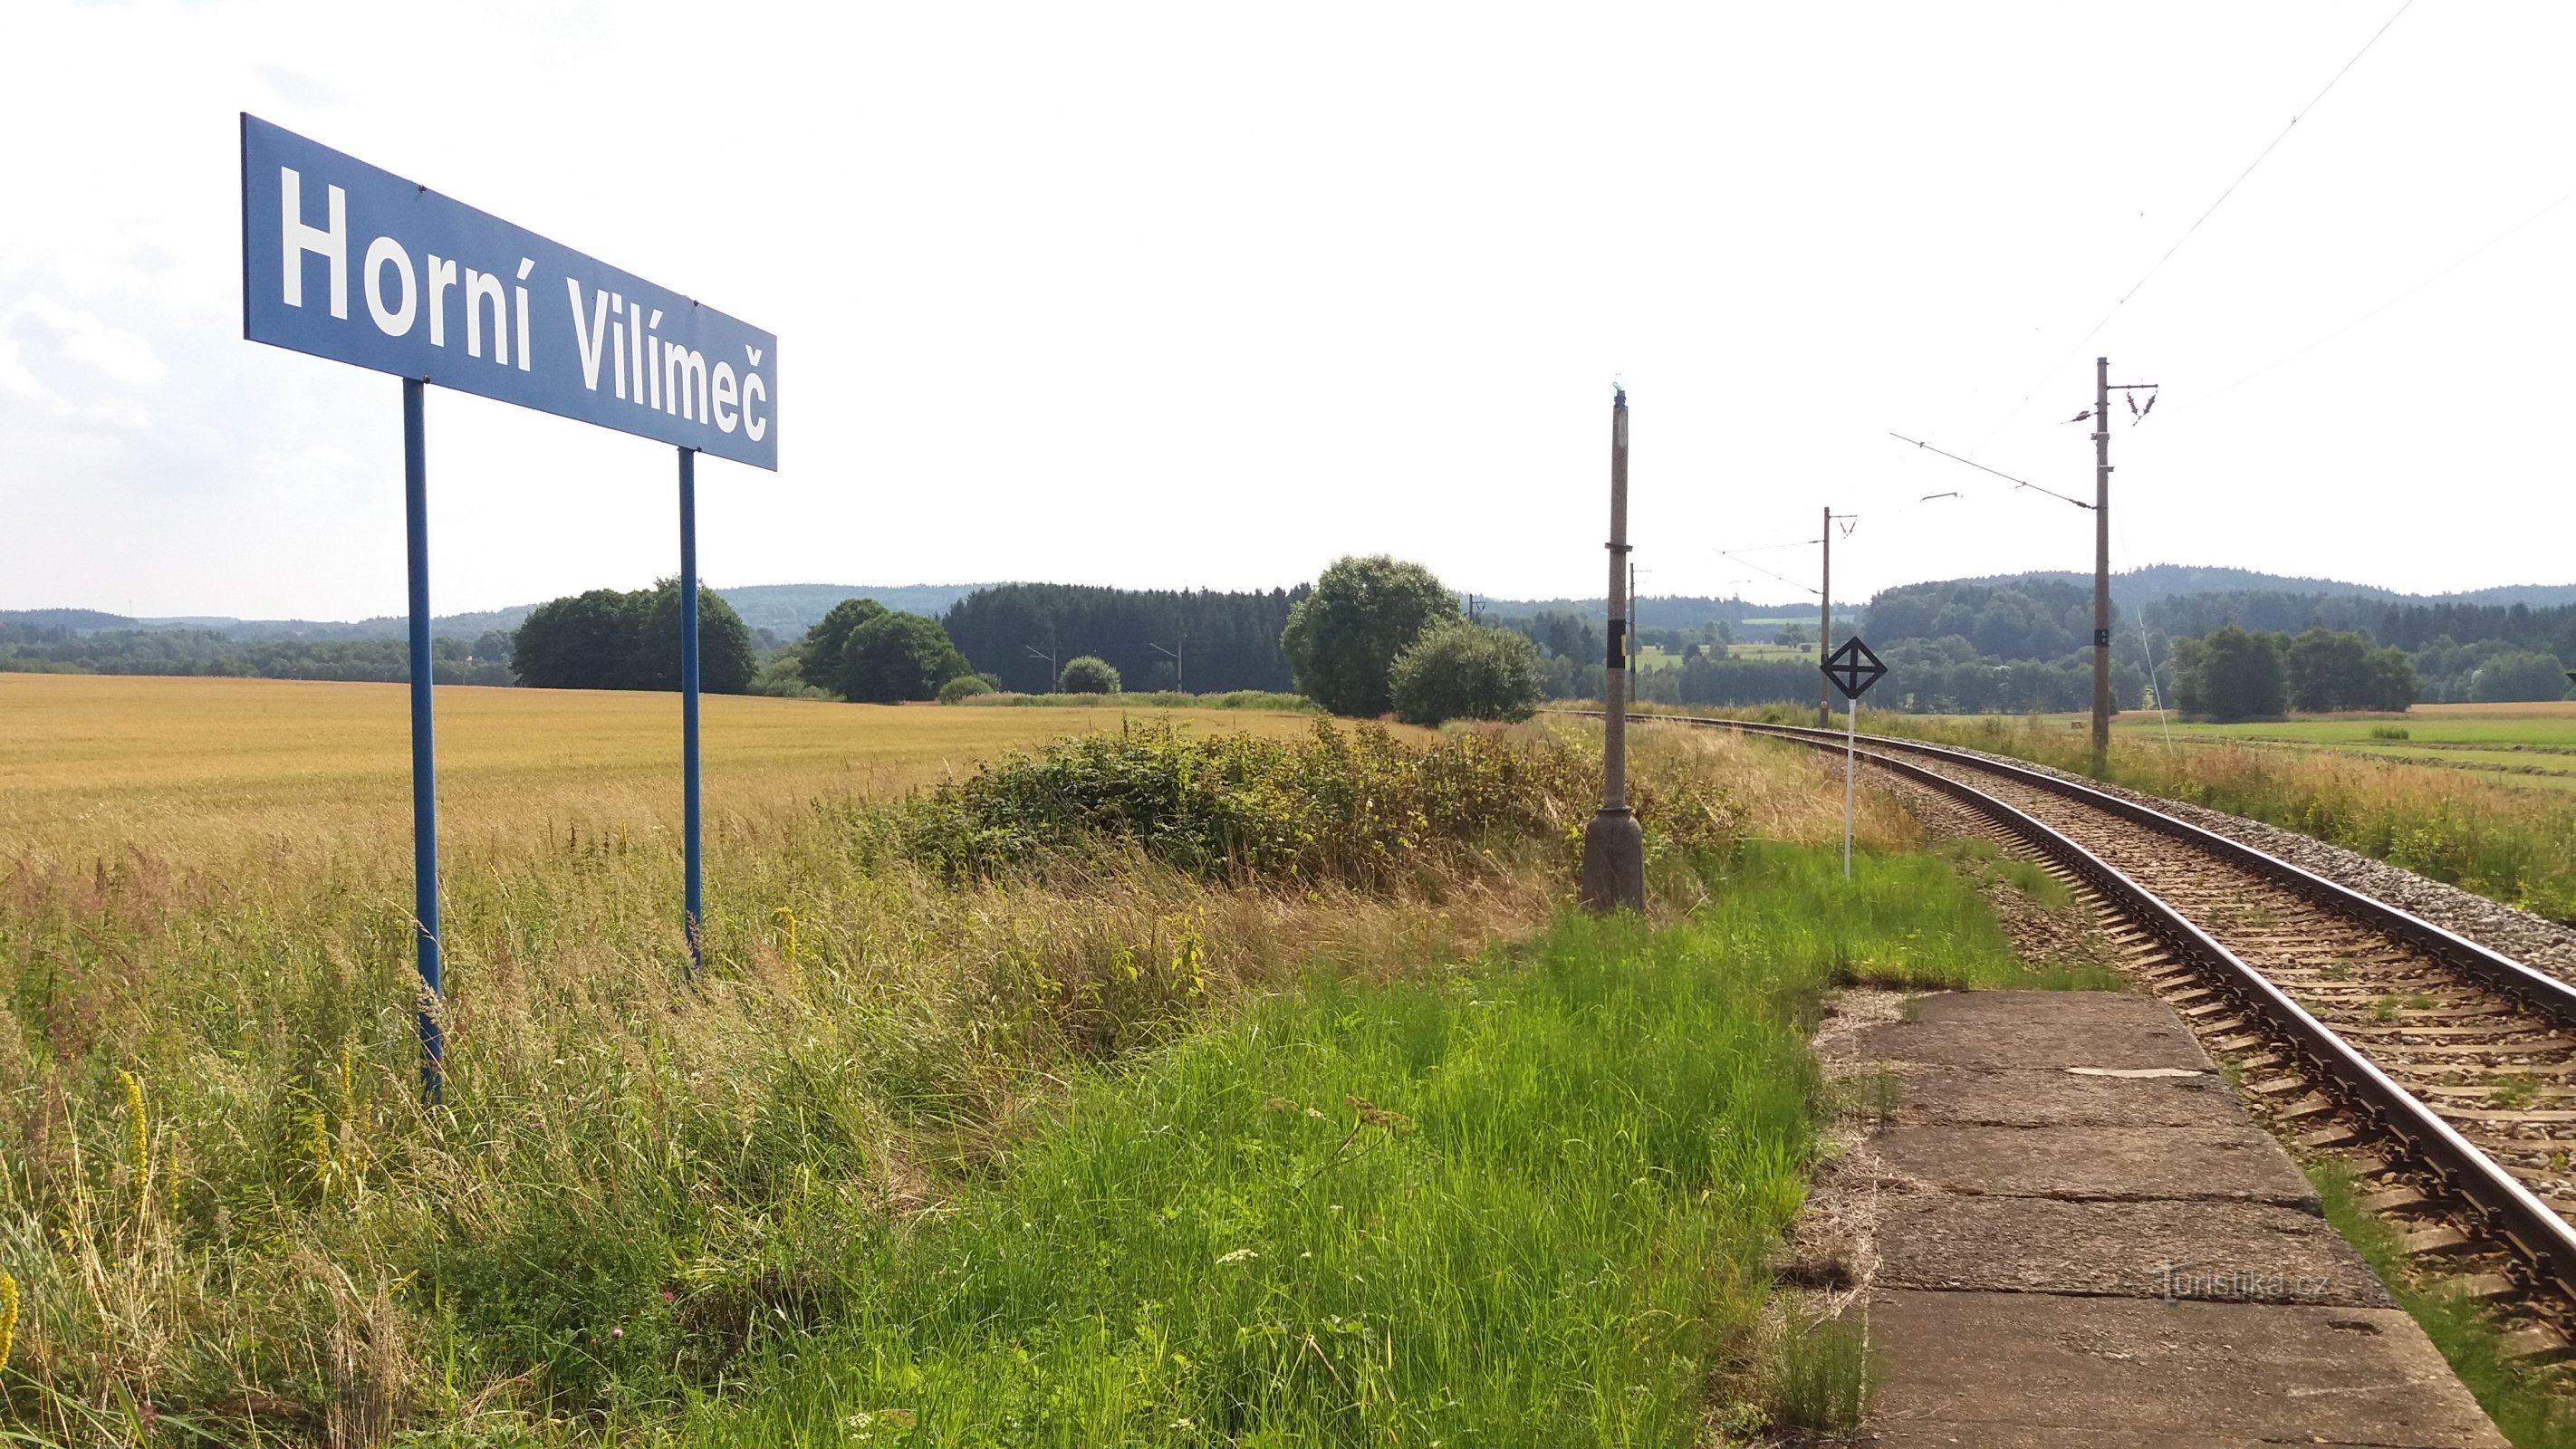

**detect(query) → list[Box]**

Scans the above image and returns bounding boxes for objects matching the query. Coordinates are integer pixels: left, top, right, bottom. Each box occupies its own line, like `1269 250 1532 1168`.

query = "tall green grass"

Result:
634 843 2050 1445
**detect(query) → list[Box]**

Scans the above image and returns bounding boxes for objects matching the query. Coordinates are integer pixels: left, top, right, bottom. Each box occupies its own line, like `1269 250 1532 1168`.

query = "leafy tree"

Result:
796 598 889 688
2285 629 2372 714
1280 555 1460 716
513 590 638 690
840 612 970 704
1389 624 1544 726
2361 646 2418 711
630 579 756 694
2177 625 2285 721
2471 649 2571 703
937 673 996 704
1060 656 1121 694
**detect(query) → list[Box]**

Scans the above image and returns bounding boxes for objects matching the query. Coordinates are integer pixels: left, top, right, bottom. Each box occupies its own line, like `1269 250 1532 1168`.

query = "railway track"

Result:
1618 710 2576 1351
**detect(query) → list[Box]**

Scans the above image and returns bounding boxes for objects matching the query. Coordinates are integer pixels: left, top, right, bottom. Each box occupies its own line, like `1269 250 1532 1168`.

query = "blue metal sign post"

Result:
404 379 444 1094
243 115 774 1085
678 449 704 974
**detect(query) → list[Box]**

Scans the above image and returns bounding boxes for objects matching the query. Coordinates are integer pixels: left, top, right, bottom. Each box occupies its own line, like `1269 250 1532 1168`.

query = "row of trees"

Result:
942 584 1307 695
2165 627 2418 721
513 581 757 692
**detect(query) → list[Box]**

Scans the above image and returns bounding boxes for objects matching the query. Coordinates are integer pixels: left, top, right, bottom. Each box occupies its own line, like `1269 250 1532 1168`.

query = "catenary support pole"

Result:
1581 387 1645 912
402 379 444 1100
1819 504 1831 727
2091 357 2112 776
678 447 704 976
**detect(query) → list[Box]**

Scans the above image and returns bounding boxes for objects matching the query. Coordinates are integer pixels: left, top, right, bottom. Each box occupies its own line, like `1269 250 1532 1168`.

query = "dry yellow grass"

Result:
0 673 1376 867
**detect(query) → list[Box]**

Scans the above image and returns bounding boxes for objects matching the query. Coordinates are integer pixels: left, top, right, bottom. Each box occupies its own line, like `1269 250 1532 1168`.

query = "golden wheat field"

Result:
0 673 1369 865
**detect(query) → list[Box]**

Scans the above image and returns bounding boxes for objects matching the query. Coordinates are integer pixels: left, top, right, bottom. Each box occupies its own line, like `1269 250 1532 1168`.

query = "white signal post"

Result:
1821 636 1887 882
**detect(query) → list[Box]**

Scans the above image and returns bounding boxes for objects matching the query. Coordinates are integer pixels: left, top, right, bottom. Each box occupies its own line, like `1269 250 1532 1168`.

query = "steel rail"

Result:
1563 708 2576 1305
1714 716 2576 1027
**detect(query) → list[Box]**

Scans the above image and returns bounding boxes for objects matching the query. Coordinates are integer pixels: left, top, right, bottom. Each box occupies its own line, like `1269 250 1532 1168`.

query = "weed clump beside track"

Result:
899 718 1739 885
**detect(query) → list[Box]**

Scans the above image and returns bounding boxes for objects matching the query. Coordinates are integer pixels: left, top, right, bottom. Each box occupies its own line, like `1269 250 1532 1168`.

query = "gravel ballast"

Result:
1889 734 2576 984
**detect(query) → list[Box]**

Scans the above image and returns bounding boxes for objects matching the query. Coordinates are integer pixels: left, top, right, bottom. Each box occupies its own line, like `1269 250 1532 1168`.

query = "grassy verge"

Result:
1716 703 2576 923
637 842 2058 1445
2307 1158 2576 1447
0 714 1899 1443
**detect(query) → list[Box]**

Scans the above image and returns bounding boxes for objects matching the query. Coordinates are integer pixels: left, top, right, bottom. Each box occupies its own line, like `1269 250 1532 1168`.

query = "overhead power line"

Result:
1975 0 2417 446
2212 180 2576 397
1717 549 1820 598
1887 432 2094 510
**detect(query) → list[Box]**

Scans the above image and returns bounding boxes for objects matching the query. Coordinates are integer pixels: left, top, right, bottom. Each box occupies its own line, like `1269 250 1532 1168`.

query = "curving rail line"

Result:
1598 710 2576 1335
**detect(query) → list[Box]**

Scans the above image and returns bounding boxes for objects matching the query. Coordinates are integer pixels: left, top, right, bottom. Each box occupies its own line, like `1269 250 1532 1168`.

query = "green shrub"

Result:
1058 656 1120 695
902 719 1740 886
1389 622 1544 726
2369 724 2411 741
937 673 996 704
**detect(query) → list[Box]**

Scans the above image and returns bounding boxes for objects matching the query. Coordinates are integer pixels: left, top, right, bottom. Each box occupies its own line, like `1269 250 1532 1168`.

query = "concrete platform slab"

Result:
1904 991 2168 1029
1847 1003 2207 1072
1876 1123 2317 1203
1874 1193 2389 1305
1890 1062 2245 1129
1862 1290 2506 1447
1820 989 2505 1444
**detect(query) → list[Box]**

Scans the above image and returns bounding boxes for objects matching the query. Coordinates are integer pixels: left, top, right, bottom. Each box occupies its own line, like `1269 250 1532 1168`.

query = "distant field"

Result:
1886 702 2576 793
0 673 1354 862
2095 701 2576 793
1632 643 1812 672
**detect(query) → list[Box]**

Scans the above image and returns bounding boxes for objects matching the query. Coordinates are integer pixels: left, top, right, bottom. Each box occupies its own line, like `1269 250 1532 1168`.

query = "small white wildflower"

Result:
1216 1247 1258 1265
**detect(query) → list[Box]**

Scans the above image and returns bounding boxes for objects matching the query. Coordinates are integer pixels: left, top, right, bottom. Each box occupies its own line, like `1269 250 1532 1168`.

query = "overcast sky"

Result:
5 0 2571 619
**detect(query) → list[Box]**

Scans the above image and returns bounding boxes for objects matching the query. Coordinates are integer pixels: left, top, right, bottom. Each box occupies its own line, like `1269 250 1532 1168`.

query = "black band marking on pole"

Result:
1606 619 1627 669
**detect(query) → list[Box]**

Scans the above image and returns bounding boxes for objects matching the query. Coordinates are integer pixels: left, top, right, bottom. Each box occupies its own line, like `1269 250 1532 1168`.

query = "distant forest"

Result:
942 583 1311 694
9 566 2575 713
0 619 515 685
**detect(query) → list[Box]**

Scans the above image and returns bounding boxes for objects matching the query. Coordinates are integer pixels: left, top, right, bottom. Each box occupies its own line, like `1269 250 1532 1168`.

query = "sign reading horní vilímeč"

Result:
240 114 777 470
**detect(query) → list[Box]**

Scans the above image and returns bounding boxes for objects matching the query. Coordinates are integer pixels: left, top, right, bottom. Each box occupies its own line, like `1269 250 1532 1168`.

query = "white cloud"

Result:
4 293 170 390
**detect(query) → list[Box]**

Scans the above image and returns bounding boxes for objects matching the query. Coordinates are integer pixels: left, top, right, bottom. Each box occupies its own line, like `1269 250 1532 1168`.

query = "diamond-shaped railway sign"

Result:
1823 636 1888 701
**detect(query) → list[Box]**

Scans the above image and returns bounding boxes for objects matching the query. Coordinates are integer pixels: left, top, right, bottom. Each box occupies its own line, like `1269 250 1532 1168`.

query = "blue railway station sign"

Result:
242 115 777 470
242 114 774 1093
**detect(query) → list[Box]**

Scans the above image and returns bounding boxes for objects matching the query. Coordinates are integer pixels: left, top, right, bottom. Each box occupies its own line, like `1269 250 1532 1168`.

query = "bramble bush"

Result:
901 719 1741 887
